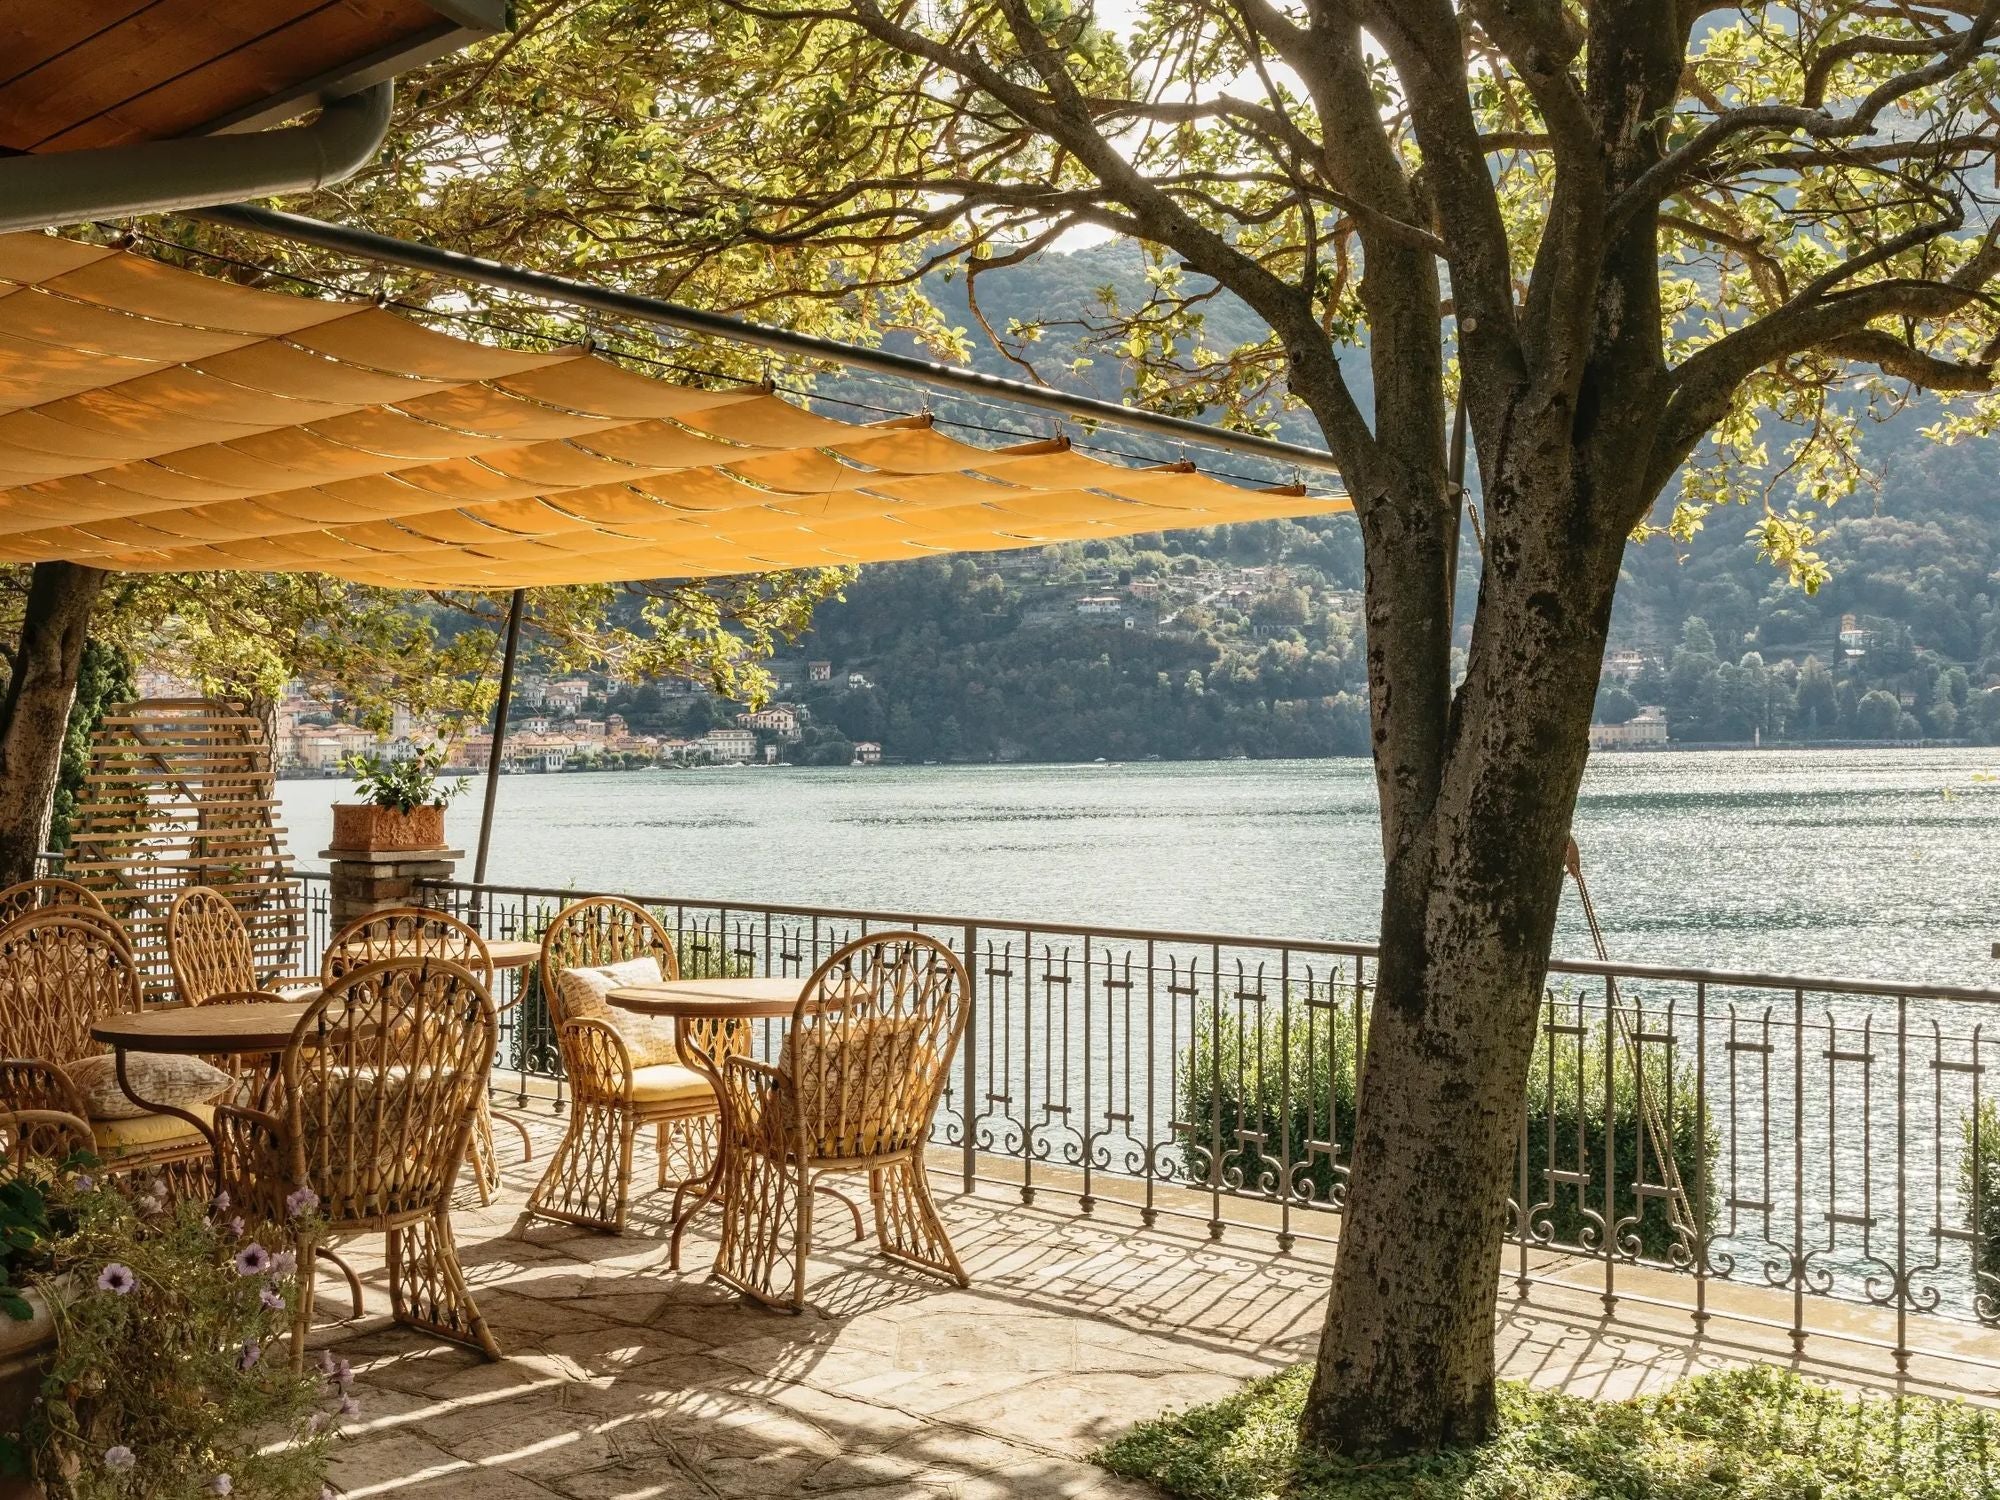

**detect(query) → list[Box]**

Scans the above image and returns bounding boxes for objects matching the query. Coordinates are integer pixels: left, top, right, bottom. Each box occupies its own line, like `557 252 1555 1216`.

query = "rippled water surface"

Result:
280 747 2000 987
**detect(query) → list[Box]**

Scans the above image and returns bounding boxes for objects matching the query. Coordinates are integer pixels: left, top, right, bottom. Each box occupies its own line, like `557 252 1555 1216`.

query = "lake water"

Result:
279 746 2000 989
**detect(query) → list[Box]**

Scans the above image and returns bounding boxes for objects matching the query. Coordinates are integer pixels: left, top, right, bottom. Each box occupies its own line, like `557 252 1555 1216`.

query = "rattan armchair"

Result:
0 912 213 1183
216 957 500 1365
526 897 738 1234
167 886 317 1006
713 932 970 1312
0 878 107 929
321 905 526 1204
0 1108 97 1172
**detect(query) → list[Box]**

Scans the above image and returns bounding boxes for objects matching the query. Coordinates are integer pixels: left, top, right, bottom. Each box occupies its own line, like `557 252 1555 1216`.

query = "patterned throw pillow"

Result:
556 957 682 1069
68 1052 232 1121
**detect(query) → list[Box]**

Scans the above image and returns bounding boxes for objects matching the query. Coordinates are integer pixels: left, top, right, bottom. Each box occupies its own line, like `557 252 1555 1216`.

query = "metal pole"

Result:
193 202 1347 479
472 587 525 892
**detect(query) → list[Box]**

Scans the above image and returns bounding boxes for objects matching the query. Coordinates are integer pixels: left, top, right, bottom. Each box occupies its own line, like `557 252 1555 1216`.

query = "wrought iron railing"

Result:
294 870 2000 1375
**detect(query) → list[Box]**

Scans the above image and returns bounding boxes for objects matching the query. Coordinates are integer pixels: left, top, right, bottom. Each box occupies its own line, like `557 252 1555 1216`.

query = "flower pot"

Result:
0 1288 57 1500
330 802 446 854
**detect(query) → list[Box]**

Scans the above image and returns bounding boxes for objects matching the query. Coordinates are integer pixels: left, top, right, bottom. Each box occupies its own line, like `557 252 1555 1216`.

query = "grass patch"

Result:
1096 1364 2000 1499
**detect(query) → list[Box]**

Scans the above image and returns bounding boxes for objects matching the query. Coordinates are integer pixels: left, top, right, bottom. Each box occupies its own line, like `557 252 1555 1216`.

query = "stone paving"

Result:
318 1135 2000 1499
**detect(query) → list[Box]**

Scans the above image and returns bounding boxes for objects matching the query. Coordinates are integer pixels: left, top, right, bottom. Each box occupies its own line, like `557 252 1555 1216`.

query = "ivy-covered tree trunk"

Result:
48 641 135 856
0 562 107 887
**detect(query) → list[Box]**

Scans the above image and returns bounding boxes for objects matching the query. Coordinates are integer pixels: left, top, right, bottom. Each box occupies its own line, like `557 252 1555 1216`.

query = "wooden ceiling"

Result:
0 1 499 154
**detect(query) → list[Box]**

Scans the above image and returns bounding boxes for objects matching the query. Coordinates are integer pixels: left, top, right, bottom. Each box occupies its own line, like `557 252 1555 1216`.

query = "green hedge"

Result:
1177 1001 1715 1261
1959 1101 2000 1307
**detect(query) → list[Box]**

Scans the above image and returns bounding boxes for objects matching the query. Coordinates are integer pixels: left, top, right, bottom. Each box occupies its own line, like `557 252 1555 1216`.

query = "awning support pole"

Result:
469 587 524 918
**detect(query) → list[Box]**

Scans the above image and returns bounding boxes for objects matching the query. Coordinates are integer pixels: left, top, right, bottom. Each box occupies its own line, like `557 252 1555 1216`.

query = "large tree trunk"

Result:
0 562 107 887
1299 439 1633 1454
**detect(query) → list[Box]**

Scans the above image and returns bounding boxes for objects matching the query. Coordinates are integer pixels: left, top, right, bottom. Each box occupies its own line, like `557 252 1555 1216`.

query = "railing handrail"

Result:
293 869 2000 1006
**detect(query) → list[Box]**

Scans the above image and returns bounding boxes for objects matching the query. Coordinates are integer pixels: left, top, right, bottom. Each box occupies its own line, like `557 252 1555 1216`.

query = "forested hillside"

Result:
789 243 2000 759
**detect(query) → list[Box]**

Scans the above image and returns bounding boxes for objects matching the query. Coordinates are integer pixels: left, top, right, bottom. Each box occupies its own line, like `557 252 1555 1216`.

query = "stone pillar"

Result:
320 846 465 930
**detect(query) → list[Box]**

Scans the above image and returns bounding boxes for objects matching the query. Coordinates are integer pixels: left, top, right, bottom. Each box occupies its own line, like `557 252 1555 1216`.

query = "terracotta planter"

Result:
330 802 446 854
0 1288 57 1500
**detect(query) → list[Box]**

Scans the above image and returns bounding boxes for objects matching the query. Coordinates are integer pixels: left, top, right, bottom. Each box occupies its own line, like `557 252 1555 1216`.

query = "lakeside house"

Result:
1589 705 1669 749
736 704 803 741
698 726 758 763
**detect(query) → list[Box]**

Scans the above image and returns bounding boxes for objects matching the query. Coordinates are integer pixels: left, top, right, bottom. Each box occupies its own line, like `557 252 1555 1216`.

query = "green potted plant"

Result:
331 747 465 854
6 1175 345 1499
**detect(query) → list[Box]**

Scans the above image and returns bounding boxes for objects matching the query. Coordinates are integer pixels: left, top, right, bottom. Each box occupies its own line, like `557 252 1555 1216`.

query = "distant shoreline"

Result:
1593 737 1972 753
273 737 1992 783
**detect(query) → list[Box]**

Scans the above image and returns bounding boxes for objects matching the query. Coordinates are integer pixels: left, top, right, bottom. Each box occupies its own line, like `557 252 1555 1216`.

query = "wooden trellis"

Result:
65 698 303 1001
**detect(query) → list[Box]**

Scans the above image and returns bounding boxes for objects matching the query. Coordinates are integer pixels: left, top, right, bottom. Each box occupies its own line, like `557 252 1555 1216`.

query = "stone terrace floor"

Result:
319 1127 2000 1499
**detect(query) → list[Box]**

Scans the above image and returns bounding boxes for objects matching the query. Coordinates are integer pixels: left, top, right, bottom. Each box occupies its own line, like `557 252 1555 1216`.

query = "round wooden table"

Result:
609 976 806 1264
484 939 541 971
92 1001 318 1144
323 937 540 975
607 974 803 1024
92 1000 316 1061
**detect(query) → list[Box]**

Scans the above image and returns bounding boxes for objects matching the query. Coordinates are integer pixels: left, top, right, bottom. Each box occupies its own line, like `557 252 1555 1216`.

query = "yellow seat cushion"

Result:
91 1105 212 1154
628 1063 713 1105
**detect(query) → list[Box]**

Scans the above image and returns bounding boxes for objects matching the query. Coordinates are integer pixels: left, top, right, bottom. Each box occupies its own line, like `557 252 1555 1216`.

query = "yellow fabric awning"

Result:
0 234 1348 588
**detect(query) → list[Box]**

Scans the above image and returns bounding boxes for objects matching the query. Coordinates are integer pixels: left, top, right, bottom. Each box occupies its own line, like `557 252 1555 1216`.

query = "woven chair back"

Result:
537 898 679 1014
323 906 493 986
0 1108 96 1172
0 912 142 1068
0 878 108 930
781 932 968 1159
533 898 743 1066
167 885 257 1004
280 958 495 1228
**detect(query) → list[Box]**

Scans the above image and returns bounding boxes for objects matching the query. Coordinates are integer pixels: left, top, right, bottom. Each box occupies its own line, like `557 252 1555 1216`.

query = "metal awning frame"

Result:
175 202 1345 885
195 204 1346 481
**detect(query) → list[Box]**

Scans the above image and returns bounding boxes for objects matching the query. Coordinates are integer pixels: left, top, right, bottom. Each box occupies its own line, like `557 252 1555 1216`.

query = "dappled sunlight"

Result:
290 1120 2000 1497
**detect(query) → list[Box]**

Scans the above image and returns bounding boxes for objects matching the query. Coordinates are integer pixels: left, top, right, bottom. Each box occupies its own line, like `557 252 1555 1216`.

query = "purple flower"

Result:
207 1475 232 1496
72 1174 93 1192
226 1216 244 1239
320 1353 353 1392
96 1263 135 1295
103 1445 135 1472
233 1244 270 1277
285 1185 319 1218
211 1190 230 1215
271 1250 297 1278
260 1285 284 1311
336 1395 361 1421
237 1339 261 1372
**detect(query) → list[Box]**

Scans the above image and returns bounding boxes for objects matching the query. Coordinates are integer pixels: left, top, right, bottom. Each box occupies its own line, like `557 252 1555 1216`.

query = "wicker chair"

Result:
713 932 970 1312
0 1108 97 1172
216 957 500 1365
0 912 214 1182
525 897 738 1235
167 886 317 1006
0 878 107 929
321 905 526 1204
